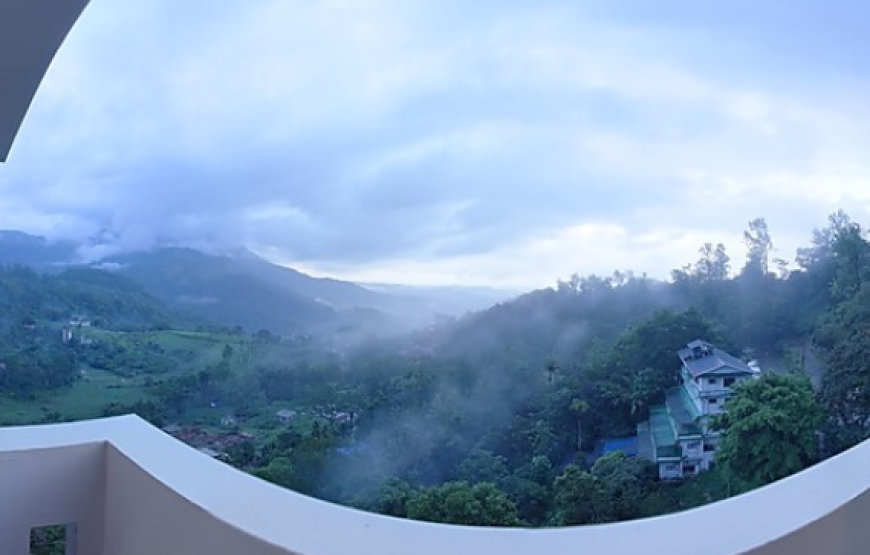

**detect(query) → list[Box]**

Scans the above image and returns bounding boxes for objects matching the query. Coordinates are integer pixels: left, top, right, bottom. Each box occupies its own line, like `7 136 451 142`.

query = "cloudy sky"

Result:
2 0 869 288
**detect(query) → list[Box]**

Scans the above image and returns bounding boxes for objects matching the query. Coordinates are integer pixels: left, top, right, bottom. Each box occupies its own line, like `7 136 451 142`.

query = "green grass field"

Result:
0 329 251 426
0 368 153 425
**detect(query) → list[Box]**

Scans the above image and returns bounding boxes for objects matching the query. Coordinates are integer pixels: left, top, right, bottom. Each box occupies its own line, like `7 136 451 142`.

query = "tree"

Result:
580 274 613 293
713 243 731 281
546 359 558 386
569 398 589 451
502 454 556 524
375 478 416 518
458 450 510 486
694 243 730 282
815 283 870 451
504 476 551 526
796 210 853 270
742 218 773 276
252 456 296 488
552 465 610 525
226 437 257 468
792 211 857 321
406 481 520 526
715 374 820 490
556 273 582 294
590 452 653 520
829 222 870 302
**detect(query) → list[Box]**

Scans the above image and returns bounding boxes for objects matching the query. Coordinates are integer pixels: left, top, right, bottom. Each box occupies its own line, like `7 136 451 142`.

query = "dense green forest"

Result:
2 211 870 526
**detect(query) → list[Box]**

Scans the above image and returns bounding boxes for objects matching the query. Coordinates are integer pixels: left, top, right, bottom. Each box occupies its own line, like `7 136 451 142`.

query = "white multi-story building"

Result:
638 340 759 480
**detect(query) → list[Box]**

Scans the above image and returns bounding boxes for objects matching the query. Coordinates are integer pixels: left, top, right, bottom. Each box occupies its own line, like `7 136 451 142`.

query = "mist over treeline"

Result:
269 210 867 522
177 209 870 525
3 210 870 526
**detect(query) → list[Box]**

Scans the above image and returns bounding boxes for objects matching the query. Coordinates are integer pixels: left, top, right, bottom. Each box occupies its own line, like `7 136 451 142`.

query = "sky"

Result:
2 0 869 289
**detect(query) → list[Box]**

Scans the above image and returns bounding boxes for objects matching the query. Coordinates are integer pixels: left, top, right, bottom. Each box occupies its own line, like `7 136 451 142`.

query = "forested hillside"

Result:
0 265 178 330
106 247 509 334
0 265 182 398
1 211 870 527
106 248 339 332
0 232 513 336
0 231 77 267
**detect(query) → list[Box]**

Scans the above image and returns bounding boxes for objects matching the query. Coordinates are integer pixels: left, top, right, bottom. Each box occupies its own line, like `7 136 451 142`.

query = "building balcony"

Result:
3 415 870 554
698 388 733 400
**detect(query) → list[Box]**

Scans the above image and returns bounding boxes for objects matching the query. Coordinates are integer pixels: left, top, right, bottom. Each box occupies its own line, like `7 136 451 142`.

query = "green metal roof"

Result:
649 406 677 453
637 421 654 460
664 386 702 436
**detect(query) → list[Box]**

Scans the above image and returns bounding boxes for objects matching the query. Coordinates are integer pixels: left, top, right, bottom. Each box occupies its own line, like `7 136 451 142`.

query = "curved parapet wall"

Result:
1 415 870 555
0 0 90 162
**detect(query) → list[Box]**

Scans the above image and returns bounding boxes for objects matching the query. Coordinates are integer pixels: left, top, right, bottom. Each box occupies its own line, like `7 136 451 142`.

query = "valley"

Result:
1 213 869 527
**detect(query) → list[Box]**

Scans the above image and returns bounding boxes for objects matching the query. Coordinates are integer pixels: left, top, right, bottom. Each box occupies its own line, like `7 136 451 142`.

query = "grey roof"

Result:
679 340 753 378
0 0 90 162
687 340 713 350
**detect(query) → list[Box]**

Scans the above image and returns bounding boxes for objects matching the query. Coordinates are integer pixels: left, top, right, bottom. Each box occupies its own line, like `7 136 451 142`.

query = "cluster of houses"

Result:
275 409 297 424
61 315 93 345
276 408 354 425
636 340 761 479
161 424 253 460
15 314 94 345
162 406 356 461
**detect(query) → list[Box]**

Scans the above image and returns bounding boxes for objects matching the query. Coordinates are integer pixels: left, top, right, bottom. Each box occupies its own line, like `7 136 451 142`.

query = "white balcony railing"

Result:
2 415 870 555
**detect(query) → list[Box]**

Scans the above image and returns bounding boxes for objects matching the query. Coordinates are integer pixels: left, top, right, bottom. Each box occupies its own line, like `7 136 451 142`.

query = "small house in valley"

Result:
276 409 297 424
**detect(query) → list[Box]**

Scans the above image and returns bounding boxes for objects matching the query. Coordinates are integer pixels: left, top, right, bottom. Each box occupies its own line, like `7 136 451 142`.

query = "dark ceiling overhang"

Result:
0 0 90 162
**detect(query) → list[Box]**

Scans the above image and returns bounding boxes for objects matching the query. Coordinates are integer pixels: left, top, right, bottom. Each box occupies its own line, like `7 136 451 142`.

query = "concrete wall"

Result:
658 461 683 480
681 439 702 459
101 447 290 555
698 376 722 392
704 397 725 415
0 441 106 555
4 416 870 555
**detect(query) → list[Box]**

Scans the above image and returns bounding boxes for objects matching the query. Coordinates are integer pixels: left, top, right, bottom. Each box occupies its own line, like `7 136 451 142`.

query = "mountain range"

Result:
0 231 516 335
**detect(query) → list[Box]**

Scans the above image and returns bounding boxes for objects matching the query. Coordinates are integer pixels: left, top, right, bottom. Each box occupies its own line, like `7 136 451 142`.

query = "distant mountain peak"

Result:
0 230 78 267
0 230 516 333
223 246 268 263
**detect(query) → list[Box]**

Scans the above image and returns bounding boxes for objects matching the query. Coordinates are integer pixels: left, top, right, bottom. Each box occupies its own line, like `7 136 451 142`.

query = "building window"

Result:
704 443 716 452
708 397 718 404
683 464 696 473
724 377 736 387
707 378 717 385
31 523 75 555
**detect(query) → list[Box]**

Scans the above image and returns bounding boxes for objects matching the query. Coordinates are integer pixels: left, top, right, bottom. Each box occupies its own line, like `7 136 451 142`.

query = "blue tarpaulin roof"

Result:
596 436 639 458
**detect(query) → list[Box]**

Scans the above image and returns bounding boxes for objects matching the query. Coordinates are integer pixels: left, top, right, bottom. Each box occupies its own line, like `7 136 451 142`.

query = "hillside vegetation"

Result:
1 211 869 527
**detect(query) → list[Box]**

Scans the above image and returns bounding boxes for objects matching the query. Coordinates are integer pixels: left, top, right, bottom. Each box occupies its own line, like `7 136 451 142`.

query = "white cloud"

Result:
2 0 870 287
302 222 748 289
